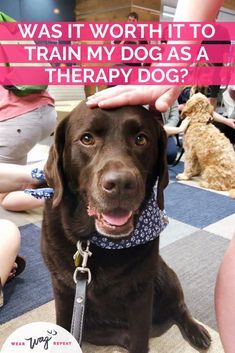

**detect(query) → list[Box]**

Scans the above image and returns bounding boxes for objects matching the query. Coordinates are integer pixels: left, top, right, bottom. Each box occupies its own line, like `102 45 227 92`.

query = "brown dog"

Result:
177 93 235 198
42 102 211 353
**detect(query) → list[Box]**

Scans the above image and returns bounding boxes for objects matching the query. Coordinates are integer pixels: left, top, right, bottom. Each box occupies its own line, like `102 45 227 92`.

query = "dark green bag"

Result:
3 84 48 96
1 11 48 96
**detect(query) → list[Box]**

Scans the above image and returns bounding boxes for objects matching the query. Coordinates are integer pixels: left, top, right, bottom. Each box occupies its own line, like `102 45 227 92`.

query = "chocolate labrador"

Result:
42 102 211 353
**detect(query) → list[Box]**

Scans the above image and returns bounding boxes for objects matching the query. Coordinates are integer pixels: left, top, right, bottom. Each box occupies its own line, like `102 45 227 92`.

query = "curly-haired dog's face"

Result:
182 93 214 124
45 102 168 238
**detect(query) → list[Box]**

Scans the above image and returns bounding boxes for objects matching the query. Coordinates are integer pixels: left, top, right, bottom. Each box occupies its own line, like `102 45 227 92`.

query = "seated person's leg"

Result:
215 236 235 353
167 136 177 165
0 191 44 211
0 220 20 286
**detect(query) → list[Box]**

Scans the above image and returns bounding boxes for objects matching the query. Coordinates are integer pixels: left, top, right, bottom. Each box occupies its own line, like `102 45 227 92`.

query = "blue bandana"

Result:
25 169 168 249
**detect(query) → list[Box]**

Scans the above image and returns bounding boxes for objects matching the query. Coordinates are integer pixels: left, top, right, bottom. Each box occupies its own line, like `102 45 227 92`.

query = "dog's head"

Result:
181 92 214 124
45 102 168 238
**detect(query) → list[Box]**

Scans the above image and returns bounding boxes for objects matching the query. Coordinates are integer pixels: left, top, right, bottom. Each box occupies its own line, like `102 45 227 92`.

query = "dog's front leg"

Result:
128 282 153 353
177 149 200 180
52 276 74 332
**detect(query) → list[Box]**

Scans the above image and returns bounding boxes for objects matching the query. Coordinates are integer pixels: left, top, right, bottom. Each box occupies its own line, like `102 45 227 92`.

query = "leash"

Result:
71 241 92 345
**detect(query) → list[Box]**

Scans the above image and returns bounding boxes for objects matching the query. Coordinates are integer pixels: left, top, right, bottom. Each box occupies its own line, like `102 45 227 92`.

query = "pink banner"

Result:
0 22 234 41
0 66 234 85
0 44 233 64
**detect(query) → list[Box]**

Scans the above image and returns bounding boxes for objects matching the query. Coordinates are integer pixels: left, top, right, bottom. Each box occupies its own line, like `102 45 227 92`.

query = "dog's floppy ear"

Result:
44 117 68 207
147 110 169 210
155 124 169 210
181 99 195 119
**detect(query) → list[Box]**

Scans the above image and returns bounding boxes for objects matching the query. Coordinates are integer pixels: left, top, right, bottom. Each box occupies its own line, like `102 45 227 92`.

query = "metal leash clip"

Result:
73 240 92 284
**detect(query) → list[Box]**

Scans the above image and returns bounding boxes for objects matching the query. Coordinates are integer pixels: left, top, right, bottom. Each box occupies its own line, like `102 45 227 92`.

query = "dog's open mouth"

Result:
88 206 135 238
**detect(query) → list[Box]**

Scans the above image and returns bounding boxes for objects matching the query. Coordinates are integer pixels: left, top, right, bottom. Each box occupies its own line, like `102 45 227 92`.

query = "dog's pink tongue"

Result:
102 211 132 226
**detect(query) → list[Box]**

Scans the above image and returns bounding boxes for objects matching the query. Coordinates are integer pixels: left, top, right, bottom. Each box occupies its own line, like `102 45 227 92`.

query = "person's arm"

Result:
174 0 224 22
0 163 39 193
86 0 224 111
215 236 235 353
213 111 235 129
164 116 190 136
87 85 181 112
229 86 235 101
164 100 180 127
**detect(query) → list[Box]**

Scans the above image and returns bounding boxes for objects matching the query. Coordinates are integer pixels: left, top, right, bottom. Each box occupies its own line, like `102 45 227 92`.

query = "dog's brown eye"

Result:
135 134 148 146
80 133 95 145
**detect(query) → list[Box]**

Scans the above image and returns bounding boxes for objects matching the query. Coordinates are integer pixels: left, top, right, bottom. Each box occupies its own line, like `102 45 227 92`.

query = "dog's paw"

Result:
184 321 211 350
176 173 190 181
229 189 235 198
199 181 213 190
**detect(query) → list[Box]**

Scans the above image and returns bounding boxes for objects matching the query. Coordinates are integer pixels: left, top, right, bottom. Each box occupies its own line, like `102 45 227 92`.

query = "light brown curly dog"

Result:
177 93 235 198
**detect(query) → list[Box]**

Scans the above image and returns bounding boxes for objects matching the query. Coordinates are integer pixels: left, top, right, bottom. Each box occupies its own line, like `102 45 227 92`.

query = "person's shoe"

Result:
7 256 26 283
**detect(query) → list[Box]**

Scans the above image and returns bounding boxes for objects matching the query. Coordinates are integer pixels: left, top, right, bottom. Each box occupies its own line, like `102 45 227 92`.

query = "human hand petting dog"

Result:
86 85 181 112
213 112 235 130
224 118 235 129
164 116 191 136
179 116 191 132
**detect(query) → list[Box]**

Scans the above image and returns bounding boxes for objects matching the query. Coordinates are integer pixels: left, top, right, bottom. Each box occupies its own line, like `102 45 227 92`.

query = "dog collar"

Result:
25 168 168 249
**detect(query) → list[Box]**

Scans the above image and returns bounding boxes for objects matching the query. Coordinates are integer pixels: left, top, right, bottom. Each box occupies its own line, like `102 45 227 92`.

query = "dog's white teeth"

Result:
101 220 116 229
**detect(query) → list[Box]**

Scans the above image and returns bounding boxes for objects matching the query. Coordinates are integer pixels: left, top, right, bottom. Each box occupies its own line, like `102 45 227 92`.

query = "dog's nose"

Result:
102 170 137 196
